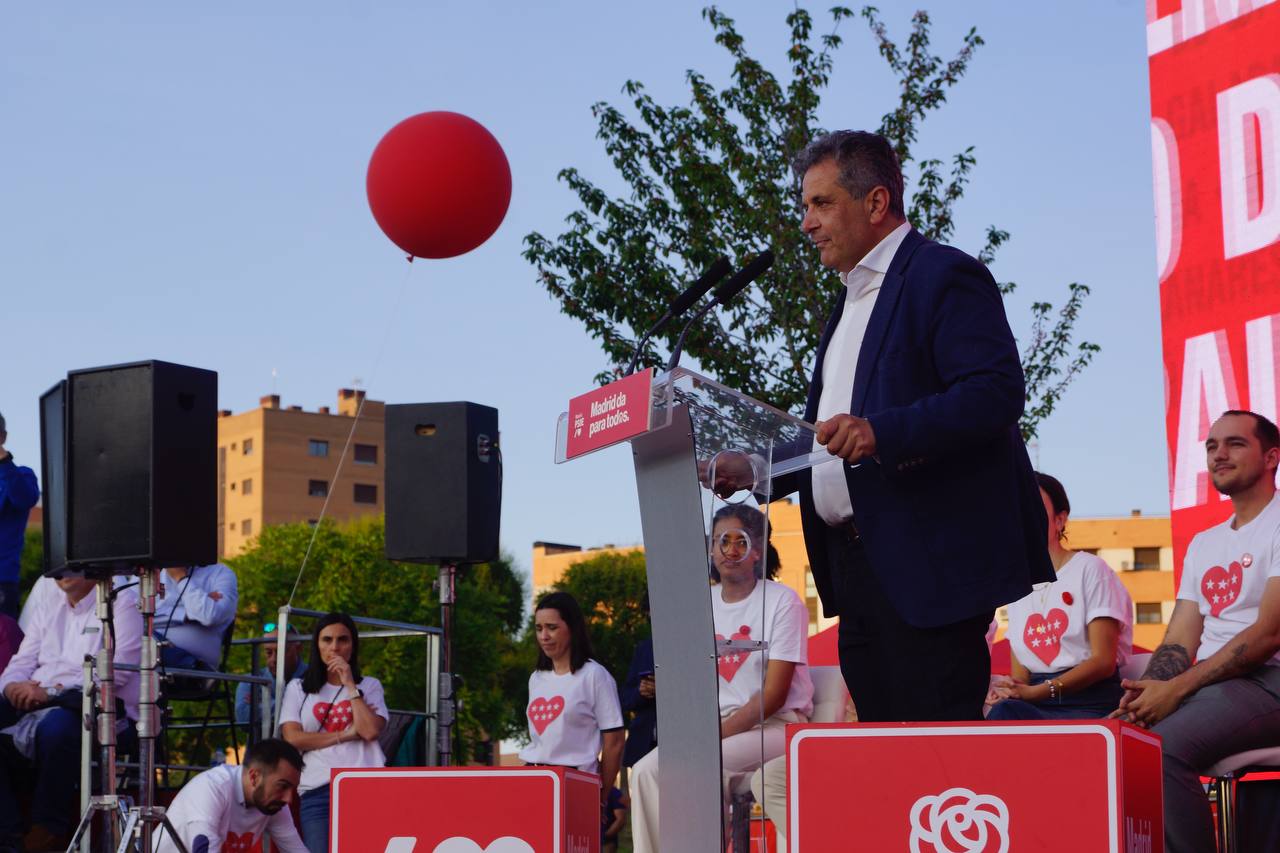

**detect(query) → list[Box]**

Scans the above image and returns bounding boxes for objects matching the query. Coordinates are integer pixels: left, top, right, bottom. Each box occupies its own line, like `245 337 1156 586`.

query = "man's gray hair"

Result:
792 130 906 219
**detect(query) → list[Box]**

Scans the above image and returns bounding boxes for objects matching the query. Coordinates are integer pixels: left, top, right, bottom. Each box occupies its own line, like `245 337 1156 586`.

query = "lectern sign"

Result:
564 369 653 459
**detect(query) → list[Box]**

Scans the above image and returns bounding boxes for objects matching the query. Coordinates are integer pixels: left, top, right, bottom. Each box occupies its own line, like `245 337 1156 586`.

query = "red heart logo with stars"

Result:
1024 608 1070 667
715 625 754 682
223 831 255 852
527 696 564 735
312 700 353 733
1202 562 1244 617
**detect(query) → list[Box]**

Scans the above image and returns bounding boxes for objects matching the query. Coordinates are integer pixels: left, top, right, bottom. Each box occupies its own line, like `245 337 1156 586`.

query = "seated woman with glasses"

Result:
629 504 814 852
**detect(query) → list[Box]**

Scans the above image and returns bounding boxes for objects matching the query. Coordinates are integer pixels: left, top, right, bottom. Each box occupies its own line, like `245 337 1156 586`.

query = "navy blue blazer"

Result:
778 229 1054 629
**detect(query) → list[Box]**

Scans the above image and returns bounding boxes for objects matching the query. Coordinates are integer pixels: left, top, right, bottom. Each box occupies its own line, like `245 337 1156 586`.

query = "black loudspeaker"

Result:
40 360 218 574
385 402 501 564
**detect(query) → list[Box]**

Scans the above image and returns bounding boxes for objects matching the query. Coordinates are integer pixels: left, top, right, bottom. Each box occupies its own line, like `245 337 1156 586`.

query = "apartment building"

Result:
217 388 385 557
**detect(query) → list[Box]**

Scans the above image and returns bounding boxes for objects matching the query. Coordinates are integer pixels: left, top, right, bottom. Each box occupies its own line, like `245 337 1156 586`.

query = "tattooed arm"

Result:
1174 576 1280 696
1121 581 1280 727
1112 599 1203 724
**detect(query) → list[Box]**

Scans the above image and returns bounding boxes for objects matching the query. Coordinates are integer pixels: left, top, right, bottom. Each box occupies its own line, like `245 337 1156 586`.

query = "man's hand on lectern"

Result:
816 414 877 463
697 451 756 499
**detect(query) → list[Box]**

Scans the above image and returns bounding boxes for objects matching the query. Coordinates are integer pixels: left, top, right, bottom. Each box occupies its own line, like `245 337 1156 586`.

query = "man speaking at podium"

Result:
758 130 1051 722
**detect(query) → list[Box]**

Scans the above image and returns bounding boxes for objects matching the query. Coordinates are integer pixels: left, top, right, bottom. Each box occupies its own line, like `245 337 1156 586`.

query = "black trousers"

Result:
825 525 992 722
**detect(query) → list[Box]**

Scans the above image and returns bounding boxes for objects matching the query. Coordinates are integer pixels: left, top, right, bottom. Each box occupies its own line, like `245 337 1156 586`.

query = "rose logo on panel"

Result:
430 838 536 853
908 787 1010 853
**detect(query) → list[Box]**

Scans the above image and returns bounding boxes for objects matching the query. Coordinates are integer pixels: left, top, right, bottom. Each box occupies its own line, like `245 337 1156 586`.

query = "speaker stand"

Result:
436 562 457 766
65 570 187 853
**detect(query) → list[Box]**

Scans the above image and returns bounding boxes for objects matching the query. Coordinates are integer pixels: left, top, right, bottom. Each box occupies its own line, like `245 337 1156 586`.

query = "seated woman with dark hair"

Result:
987 473 1135 720
630 504 813 852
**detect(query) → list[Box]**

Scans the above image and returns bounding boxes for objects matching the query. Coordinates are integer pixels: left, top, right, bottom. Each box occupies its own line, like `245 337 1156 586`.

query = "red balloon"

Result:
366 111 512 259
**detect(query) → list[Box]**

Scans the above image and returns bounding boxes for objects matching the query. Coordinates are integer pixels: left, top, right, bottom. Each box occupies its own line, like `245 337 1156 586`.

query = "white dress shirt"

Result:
0 581 143 719
155 563 239 667
154 763 308 853
812 221 912 526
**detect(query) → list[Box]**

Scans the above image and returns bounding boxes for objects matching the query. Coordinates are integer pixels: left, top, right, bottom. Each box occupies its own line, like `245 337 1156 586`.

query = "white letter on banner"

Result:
1152 0 1279 55
1219 75 1280 259
1246 313 1280 486
1172 330 1240 510
1146 0 1180 56
1152 118 1183 282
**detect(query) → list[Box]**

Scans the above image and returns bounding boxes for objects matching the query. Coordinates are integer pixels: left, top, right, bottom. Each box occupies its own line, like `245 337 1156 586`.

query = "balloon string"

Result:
286 260 417 607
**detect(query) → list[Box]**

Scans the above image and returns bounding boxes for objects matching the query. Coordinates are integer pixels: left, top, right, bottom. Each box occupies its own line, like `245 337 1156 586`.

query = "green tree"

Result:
228 516 529 753
523 4 1097 440
19 527 43 604
549 549 650 682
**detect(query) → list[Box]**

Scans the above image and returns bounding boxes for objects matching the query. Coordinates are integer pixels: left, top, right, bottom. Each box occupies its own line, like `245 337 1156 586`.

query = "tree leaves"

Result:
525 4 1097 439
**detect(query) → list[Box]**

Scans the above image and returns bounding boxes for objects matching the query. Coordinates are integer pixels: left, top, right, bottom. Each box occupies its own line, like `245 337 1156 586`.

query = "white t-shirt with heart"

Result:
279 676 389 793
713 579 814 719
153 763 308 853
519 659 623 772
1177 492 1280 661
1005 552 1134 675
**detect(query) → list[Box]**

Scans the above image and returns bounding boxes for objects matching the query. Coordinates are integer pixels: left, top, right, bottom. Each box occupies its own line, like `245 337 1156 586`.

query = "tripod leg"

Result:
64 806 97 853
113 809 139 853
157 815 190 853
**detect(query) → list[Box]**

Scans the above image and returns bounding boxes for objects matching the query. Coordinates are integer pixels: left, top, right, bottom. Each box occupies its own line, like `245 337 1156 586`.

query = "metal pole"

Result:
136 568 162 852
94 577 117 853
249 639 260 746
272 606 290 734
437 563 456 767
80 657 93 853
425 632 439 766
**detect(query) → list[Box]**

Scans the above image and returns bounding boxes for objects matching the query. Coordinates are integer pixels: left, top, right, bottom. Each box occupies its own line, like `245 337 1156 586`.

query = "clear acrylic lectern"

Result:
556 367 837 851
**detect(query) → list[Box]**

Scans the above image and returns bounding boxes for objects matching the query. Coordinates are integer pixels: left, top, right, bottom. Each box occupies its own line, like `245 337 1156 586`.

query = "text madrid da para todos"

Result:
587 392 631 438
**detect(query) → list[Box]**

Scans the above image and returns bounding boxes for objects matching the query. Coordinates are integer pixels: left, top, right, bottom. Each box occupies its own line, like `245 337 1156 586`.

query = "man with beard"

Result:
154 738 308 852
1113 410 1280 852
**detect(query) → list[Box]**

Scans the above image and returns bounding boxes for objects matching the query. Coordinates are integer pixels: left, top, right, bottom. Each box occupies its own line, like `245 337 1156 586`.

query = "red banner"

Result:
1148 0 1280 578
330 767 601 852
786 721 1162 852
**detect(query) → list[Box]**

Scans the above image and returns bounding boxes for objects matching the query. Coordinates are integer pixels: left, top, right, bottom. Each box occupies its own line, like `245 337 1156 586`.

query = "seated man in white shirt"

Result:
155 563 238 671
0 573 142 853
1114 411 1280 853
154 737 308 853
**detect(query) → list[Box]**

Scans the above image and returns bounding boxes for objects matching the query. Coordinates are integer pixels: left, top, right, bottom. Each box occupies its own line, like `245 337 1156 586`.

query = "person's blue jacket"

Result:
0 455 39 584
776 229 1055 629
619 636 657 767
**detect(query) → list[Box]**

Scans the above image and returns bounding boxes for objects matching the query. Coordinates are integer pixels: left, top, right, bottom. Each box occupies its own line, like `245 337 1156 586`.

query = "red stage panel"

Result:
330 766 600 853
1148 2 1280 581
787 721 1162 852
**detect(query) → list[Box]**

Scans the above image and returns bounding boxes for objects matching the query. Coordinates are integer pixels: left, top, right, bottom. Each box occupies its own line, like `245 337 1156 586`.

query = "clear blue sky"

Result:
2 2 1160 584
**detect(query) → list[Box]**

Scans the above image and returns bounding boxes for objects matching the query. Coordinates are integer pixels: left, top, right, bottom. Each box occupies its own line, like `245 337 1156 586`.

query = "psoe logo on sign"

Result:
908 787 1010 853
382 837 536 853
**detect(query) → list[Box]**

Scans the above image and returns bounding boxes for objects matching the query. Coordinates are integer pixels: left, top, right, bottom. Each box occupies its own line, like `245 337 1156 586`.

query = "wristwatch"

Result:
345 686 363 700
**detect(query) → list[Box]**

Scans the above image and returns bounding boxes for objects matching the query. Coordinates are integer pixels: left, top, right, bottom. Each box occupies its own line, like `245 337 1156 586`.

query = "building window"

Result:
230 482 236 491
242 478 252 495
308 519 318 527
230 442 237 451
309 439 329 457
241 519 252 536
309 480 329 498
243 438 254 456
354 443 378 465
1133 547 1161 571
1136 602 1163 624
354 483 378 505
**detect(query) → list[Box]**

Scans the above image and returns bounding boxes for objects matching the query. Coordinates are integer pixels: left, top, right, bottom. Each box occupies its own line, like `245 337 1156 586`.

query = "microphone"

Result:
666 250 774 372
624 257 731 376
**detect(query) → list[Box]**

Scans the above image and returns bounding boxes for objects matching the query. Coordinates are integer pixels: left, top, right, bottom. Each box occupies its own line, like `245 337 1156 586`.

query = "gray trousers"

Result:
1153 663 1280 853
